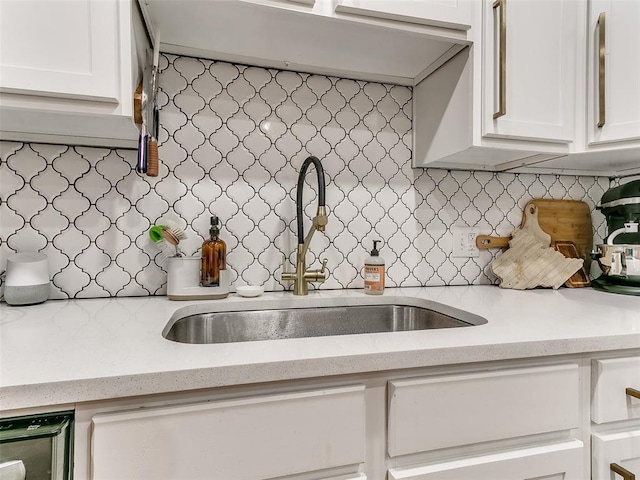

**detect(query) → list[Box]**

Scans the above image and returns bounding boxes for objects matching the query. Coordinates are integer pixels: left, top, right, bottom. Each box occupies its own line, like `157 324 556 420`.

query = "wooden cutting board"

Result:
554 241 591 288
518 203 551 247
491 229 584 290
477 199 593 268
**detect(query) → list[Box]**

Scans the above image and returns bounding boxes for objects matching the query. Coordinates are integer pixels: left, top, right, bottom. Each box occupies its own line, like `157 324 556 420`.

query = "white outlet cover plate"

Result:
452 226 480 258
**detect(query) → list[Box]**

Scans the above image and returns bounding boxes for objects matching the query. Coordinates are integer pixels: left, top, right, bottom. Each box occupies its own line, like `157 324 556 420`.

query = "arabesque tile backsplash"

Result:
0 54 610 299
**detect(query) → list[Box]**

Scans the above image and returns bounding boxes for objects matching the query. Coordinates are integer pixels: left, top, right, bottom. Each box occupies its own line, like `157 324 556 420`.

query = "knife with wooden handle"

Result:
136 50 152 174
147 33 161 177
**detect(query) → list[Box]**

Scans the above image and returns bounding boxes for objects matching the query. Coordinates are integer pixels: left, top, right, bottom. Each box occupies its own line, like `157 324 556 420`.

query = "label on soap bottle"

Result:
364 265 385 293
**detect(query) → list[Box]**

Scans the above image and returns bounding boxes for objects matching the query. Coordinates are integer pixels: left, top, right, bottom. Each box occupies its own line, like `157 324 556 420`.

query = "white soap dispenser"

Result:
364 240 385 295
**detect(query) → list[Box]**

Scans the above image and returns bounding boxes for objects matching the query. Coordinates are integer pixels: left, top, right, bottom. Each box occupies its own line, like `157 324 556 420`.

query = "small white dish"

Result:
236 285 264 297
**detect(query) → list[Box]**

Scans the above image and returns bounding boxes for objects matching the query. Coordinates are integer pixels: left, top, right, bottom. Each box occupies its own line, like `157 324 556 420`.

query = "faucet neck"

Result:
296 156 326 244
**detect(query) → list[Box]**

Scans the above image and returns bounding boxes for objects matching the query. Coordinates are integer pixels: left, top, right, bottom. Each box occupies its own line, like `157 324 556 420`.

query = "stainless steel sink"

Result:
162 304 487 344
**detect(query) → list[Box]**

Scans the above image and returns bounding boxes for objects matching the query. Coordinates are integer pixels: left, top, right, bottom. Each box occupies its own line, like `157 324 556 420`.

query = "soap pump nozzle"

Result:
210 215 220 236
371 240 380 256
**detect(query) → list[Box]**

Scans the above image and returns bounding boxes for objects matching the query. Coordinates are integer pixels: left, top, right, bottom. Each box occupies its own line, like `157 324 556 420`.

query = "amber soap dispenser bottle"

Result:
201 216 226 287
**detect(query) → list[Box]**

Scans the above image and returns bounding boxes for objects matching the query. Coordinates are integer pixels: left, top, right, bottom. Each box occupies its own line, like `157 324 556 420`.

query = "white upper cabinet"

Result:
0 0 147 148
516 0 640 176
481 0 577 145
587 0 640 147
335 0 472 30
1 1 118 102
413 0 580 171
413 0 640 176
138 0 471 87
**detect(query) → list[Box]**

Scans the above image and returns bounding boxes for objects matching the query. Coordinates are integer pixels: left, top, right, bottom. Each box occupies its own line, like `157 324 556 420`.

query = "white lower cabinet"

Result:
591 354 640 480
76 360 590 479
90 385 366 480
592 356 640 424
388 440 584 480
593 430 640 480
388 364 580 456
387 364 584 480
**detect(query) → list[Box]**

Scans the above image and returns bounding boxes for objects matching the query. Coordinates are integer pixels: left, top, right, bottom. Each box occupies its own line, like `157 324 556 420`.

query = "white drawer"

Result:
592 356 640 424
592 429 640 480
91 385 366 480
388 364 579 457
388 440 584 480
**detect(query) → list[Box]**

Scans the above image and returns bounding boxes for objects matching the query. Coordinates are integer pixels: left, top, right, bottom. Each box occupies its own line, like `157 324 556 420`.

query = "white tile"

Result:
7 186 47 219
0 55 611 297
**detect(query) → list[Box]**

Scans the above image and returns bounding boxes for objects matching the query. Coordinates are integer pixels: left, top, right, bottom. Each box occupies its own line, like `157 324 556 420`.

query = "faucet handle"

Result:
304 258 328 284
320 258 328 273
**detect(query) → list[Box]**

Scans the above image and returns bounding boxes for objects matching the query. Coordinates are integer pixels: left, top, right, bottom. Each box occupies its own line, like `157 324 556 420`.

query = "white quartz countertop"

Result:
2 286 640 411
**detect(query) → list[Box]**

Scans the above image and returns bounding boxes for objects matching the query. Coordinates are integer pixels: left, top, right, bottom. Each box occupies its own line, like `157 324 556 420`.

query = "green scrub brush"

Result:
148 225 174 266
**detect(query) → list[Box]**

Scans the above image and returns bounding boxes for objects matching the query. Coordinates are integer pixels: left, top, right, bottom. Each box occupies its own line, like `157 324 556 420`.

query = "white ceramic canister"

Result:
4 252 50 306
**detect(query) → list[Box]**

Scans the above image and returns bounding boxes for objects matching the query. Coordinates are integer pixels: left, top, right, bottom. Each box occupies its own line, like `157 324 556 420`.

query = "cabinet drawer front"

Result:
593 430 640 480
91 385 365 480
388 364 579 456
592 356 640 424
388 440 584 480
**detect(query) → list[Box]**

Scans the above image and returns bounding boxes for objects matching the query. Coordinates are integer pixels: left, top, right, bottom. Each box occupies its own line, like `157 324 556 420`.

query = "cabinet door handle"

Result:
611 463 636 480
597 12 606 127
626 387 640 399
493 0 506 119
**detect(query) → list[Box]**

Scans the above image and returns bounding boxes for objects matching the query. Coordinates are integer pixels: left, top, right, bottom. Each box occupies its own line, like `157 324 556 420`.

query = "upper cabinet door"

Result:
335 0 472 30
0 0 120 103
0 0 146 147
481 0 578 144
587 0 640 146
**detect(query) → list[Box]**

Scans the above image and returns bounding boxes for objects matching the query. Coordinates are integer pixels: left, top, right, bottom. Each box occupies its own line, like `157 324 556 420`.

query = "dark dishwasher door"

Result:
0 412 73 480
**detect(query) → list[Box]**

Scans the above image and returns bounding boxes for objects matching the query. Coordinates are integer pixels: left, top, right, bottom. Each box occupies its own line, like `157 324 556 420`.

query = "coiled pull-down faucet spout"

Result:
282 156 328 295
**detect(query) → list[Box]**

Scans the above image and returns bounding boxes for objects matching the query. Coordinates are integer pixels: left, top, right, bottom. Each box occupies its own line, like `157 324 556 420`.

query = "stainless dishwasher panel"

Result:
0 412 72 480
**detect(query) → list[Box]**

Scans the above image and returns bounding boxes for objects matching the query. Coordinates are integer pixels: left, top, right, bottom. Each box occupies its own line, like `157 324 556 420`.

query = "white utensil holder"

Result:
167 256 229 300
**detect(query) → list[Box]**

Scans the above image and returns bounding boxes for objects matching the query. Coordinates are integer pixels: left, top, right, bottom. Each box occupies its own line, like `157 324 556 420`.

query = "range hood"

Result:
137 0 471 86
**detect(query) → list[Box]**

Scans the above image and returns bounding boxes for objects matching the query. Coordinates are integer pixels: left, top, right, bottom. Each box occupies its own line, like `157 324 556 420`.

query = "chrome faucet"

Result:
282 155 328 295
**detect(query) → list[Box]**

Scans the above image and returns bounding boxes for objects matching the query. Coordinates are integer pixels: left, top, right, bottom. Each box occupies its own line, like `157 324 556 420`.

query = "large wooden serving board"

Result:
491 229 584 290
477 199 593 267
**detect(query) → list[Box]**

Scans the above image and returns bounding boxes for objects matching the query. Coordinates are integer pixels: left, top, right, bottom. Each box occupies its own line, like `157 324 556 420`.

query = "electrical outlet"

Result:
452 226 479 258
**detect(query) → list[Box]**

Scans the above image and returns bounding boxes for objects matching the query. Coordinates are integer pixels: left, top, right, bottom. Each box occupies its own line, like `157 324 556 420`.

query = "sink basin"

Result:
162 304 487 344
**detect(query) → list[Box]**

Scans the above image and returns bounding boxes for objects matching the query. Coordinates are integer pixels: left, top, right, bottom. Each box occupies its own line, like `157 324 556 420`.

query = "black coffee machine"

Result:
592 179 640 295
